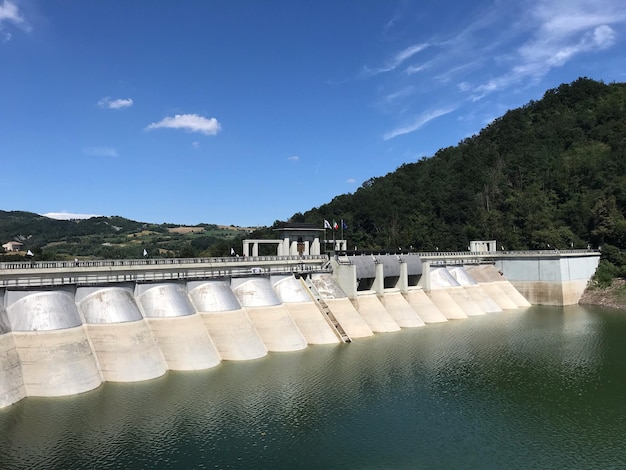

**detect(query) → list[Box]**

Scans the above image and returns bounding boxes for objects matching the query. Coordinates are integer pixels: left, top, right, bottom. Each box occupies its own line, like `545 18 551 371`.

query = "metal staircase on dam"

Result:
299 277 351 343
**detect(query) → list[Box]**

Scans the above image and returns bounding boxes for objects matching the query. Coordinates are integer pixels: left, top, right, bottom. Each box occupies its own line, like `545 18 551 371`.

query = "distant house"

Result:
2 241 24 252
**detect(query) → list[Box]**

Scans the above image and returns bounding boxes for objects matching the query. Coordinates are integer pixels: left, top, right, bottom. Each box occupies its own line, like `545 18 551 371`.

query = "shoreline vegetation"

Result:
579 278 626 310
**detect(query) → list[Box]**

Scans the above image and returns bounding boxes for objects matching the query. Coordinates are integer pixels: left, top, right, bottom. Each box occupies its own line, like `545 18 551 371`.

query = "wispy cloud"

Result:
84 147 118 157
145 114 221 135
288 155 300 161
346 178 356 184
380 85 416 104
0 0 30 41
363 43 429 76
98 97 133 109
468 0 626 99
383 107 456 140
373 0 626 144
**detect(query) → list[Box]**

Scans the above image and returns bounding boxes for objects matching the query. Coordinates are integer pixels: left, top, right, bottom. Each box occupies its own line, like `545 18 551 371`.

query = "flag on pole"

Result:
26 250 33 256
333 220 338 230
143 249 148 257
342 220 348 230
324 219 332 229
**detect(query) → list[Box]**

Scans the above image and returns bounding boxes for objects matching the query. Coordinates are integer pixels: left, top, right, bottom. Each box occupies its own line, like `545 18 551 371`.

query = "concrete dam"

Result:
0 250 600 408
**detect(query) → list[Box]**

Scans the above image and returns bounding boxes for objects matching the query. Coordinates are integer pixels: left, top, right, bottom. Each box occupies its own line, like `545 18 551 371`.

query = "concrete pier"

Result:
77 286 167 382
465 265 519 310
188 280 267 361
403 287 448 323
354 291 401 332
272 275 340 345
431 268 486 316
311 273 373 338
381 290 426 328
0 331 24 407
137 283 221 371
231 277 308 352
480 265 532 308
6 290 102 396
448 267 502 313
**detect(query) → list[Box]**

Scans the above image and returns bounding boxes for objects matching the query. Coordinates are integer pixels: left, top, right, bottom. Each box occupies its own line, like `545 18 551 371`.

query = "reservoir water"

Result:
1 305 626 469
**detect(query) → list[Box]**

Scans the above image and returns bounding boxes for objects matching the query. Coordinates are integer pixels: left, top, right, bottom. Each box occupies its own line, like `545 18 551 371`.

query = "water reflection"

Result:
1 306 626 469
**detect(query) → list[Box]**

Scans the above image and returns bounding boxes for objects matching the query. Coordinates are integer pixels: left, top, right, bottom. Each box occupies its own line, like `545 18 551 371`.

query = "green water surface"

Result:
1 305 625 469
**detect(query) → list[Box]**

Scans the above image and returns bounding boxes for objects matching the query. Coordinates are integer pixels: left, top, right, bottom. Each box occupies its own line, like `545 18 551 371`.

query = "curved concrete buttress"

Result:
310 274 373 339
5 290 102 397
448 267 502 313
232 278 307 352
77 286 143 324
481 265 532 307
272 275 340 345
0 293 26 408
77 286 167 382
6 289 82 331
188 281 267 361
136 283 195 318
403 287 448 323
381 290 426 328
465 265 519 310
136 283 221 370
354 291 401 332
432 268 485 316
427 269 468 320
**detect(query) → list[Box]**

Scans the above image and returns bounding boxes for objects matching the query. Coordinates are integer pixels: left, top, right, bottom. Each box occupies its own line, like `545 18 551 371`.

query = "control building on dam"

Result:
0 230 600 407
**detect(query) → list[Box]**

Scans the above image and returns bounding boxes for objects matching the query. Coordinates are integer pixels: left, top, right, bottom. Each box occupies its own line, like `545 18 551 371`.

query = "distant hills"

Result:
0 211 252 260
3 77 626 263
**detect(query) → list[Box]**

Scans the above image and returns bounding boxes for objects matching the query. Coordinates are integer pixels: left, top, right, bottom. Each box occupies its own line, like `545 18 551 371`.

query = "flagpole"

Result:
341 219 344 245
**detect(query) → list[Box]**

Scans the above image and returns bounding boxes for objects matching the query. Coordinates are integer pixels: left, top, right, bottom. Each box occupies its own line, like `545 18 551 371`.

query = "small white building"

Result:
470 240 498 252
2 241 24 252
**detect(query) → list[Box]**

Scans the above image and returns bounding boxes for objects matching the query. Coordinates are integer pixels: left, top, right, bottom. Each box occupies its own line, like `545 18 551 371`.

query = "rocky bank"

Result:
579 278 626 310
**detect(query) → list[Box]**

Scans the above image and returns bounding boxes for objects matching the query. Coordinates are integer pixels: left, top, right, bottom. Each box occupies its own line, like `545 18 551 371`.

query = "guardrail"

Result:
0 255 331 288
340 249 599 258
0 254 328 271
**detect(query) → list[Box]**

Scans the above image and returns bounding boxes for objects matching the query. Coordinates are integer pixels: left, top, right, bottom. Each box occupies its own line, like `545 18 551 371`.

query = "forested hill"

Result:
293 77 626 253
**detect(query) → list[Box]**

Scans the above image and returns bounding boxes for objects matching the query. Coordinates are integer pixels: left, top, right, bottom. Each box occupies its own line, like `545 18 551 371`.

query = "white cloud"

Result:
0 1 23 24
383 107 456 140
192 141 200 149
145 114 221 135
98 97 133 109
84 147 118 157
0 0 30 40
288 155 300 161
43 212 100 220
346 178 356 184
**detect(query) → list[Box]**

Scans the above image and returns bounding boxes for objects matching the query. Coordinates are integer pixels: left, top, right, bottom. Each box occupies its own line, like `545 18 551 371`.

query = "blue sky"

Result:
2 0 625 227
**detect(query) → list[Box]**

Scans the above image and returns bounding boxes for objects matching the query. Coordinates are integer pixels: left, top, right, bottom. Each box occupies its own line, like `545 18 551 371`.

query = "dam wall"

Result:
495 253 600 306
0 250 599 407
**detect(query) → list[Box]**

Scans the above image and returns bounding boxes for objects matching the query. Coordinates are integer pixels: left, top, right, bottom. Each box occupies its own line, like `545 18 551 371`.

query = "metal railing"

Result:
0 254 328 271
0 255 331 288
